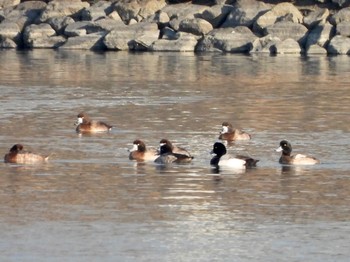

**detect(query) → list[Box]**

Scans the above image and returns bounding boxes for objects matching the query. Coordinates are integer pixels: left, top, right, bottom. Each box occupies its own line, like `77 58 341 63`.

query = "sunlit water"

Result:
0 50 350 261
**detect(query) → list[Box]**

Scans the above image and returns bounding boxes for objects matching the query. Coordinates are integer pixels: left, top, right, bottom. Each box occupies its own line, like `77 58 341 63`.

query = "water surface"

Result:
0 50 350 261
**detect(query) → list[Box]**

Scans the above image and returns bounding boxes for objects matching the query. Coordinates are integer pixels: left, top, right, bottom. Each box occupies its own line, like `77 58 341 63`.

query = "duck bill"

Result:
275 146 283 152
74 117 83 126
128 144 138 152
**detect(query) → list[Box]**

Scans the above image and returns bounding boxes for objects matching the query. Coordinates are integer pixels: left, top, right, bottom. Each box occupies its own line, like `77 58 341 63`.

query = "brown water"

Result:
0 50 350 261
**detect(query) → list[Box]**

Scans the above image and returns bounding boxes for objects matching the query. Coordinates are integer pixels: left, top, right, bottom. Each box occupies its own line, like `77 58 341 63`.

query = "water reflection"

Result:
1 50 350 261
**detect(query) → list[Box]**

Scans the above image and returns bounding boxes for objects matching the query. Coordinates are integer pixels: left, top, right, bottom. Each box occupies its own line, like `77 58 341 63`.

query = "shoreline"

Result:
0 0 349 54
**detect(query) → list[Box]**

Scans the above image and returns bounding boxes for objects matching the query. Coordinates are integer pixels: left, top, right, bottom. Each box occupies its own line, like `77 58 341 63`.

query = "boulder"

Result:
178 18 213 36
196 26 257 52
64 21 92 37
39 0 90 22
80 1 113 21
336 21 350 37
47 16 75 35
221 0 270 28
160 3 208 20
0 21 20 43
200 4 234 28
59 31 107 50
303 8 329 29
330 0 350 7
250 35 281 53
103 22 158 51
0 36 17 48
272 38 302 54
327 35 350 54
23 23 66 48
150 32 198 51
306 44 327 54
0 0 20 9
305 22 334 49
329 7 350 25
264 21 309 46
254 2 303 34
113 0 166 24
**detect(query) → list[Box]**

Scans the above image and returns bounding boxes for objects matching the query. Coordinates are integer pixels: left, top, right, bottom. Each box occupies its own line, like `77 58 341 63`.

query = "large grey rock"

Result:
305 22 334 49
0 1 47 30
330 0 350 7
0 0 19 9
200 4 233 28
250 35 281 53
81 1 113 21
336 21 350 37
48 16 75 35
0 21 20 43
272 38 302 54
150 32 198 51
23 23 66 48
306 44 327 54
113 0 166 24
160 3 208 20
254 2 303 34
64 21 93 37
178 18 213 36
264 21 309 46
329 7 350 25
327 35 350 54
59 31 107 50
0 36 17 48
196 26 257 53
221 0 270 28
103 22 158 51
303 8 329 29
39 0 90 22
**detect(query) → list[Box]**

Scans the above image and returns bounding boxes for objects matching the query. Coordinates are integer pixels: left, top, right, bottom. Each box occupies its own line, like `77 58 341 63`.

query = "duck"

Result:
4 144 49 164
129 139 158 162
75 112 113 133
218 122 251 141
210 142 258 169
154 139 194 164
276 140 320 165
158 139 193 161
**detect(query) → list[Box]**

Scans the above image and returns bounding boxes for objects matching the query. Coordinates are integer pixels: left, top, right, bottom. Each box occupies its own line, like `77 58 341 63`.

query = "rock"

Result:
160 26 177 39
221 0 270 28
94 18 126 31
47 16 75 35
0 36 17 48
0 1 47 30
330 0 350 7
0 21 20 44
196 26 257 52
336 21 350 37
327 35 350 54
272 38 302 54
178 18 213 36
254 2 303 35
303 8 329 29
264 21 309 46
80 1 113 21
113 0 166 24
329 7 350 25
150 32 198 51
103 22 158 51
23 23 66 48
108 10 123 22
59 31 107 50
305 22 334 49
306 44 327 54
64 21 92 37
0 0 20 9
250 35 282 54
39 0 90 23
200 4 233 28
160 3 208 20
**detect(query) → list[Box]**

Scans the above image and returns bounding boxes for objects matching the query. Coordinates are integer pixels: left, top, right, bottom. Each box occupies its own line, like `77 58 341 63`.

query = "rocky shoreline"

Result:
0 0 350 54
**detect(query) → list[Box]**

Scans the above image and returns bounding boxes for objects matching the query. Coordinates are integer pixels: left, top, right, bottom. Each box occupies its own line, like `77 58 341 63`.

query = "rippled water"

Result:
0 50 350 261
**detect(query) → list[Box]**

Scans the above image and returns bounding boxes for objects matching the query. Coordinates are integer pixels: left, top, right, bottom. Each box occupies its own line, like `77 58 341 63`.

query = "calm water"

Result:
0 50 350 261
